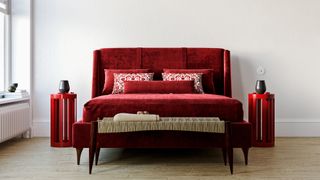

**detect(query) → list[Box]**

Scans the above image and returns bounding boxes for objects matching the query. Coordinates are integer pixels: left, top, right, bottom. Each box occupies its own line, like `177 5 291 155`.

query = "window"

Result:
0 0 10 92
0 13 5 91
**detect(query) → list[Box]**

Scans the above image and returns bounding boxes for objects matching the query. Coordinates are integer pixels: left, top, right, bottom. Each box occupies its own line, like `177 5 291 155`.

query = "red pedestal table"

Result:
50 93 77 147
248 92 275 147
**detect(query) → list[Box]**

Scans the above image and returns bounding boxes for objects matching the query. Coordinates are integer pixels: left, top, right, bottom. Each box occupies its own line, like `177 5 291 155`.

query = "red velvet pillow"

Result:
123 81 195 94
163 69 215 94
102 69 149 94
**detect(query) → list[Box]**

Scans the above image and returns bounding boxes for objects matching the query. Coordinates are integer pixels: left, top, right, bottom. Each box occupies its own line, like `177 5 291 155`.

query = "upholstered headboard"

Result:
92 48 231 98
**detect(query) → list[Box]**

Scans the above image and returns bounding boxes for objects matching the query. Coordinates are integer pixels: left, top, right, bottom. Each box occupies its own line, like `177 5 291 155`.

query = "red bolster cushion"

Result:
102 69 149 94
163 69 215 94
123 81 195 94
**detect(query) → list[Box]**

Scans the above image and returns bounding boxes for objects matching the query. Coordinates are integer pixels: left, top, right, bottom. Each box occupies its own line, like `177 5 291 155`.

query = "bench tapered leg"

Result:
222 148 227 166
76 148 83 165
228 147 233 174
95 148 101 165
242 147 249 165
89 121 98 174
225 121 233 174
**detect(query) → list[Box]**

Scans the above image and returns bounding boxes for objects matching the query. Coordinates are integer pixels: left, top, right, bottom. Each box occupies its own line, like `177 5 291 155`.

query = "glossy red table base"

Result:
248 92 275 147
50 93 77 147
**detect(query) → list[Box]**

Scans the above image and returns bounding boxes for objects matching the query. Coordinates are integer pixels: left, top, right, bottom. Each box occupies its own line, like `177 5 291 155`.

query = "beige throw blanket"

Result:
98 115 224 134
113 113 160 122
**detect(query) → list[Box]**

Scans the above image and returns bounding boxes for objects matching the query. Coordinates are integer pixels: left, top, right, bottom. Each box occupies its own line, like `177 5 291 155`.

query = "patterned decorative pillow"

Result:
162 73 204 94
163 69 215 94
102 69 149 94
112 73 154 94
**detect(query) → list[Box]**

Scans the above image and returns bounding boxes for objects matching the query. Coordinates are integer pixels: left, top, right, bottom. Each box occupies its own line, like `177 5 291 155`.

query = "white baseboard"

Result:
32 119 320 137
32 120 50 137
276 122 320 137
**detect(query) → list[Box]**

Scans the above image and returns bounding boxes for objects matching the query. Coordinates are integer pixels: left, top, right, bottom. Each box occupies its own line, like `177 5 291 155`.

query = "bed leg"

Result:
76 148 83 165
222 148 227 166
89 121 98 174
242 147 249 165
95 148 101 165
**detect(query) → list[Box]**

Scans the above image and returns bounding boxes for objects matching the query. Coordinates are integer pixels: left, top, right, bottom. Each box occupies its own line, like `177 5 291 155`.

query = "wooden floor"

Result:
0 138 320 180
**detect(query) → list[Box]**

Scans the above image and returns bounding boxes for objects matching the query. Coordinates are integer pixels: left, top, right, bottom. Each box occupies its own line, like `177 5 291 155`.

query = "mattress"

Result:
83 94 243 122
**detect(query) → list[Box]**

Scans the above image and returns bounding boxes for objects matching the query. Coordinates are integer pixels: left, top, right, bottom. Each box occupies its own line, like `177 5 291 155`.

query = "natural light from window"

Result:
0 0 8 93
0 13 4 92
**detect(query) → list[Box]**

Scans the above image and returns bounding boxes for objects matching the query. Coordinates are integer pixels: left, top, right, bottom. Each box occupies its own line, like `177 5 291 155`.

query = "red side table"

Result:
50 93 77 147
248 92 275 147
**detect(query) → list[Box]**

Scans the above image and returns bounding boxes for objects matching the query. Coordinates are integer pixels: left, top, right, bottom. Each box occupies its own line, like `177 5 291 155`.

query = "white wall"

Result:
33 0 320 136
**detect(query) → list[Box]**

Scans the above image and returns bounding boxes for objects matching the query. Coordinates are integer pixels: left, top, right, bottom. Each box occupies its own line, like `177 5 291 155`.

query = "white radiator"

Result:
0 102 31 143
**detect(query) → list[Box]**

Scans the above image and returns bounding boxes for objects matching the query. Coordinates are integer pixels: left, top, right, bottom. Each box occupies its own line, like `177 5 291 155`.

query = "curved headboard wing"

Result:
92 48 231 98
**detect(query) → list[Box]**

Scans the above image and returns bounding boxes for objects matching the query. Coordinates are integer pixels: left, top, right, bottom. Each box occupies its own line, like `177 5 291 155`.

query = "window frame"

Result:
0 0 11 93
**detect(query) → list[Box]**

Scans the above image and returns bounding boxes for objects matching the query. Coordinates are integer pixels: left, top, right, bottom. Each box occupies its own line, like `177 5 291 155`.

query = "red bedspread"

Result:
83 94 243 122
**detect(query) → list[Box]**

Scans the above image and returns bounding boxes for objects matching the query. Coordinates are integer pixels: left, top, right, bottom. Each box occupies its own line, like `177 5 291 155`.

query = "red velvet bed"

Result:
72 48 252 172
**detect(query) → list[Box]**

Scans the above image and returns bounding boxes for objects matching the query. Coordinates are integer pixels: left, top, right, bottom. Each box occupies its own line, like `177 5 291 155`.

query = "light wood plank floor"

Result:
0 138 320 180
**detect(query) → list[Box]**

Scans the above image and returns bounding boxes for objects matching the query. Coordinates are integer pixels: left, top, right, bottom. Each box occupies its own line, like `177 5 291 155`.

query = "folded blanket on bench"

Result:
98 116 224 133
114 113 160 122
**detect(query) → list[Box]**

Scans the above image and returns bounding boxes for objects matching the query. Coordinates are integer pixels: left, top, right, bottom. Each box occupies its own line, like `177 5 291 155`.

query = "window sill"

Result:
0 93 30 105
